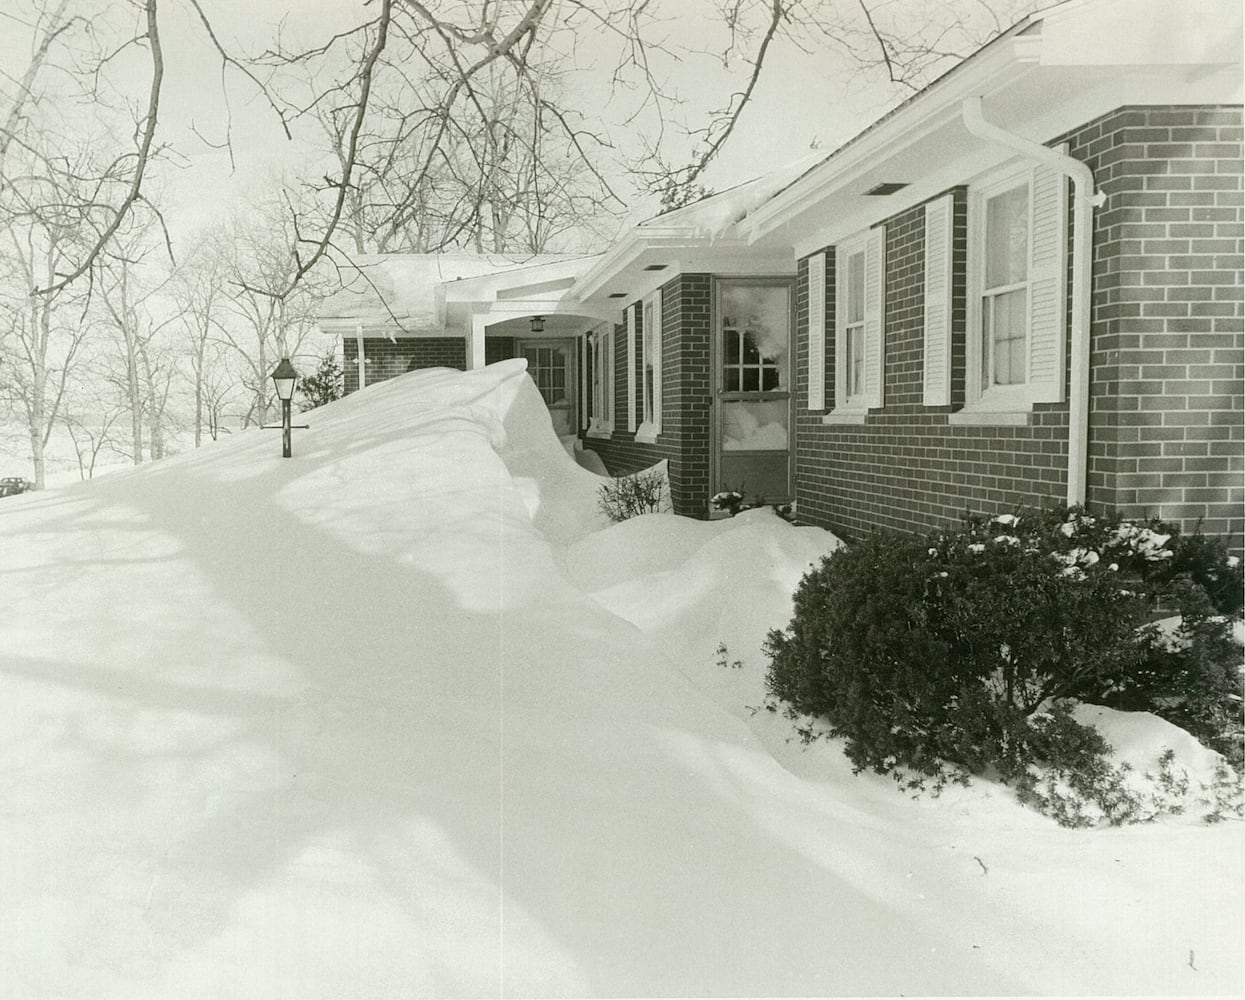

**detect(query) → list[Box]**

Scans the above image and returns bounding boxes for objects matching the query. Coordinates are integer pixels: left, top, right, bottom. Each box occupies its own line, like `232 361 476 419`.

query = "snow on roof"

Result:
319 253 586 330
634 152 828 240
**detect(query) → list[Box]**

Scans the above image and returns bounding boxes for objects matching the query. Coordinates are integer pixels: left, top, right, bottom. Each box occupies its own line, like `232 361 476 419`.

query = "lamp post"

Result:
270 357 298 458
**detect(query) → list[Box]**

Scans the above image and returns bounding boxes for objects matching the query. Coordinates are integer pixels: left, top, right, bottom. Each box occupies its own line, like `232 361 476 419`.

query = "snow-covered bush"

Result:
597 468 667 522
764 505 1244 813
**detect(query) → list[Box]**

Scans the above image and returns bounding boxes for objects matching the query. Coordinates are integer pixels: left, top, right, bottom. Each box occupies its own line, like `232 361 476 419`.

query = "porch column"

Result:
355 322 367 390
467 315 488 370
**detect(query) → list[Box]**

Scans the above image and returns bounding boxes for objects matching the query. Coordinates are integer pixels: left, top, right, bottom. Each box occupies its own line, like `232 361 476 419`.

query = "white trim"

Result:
625 305 637 433
588 325 614 436
579 331 590 432
637 288 663 440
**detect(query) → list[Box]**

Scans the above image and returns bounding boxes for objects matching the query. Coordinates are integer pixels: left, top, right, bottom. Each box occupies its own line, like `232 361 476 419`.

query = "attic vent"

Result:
642 264 669 272
865 182 910 196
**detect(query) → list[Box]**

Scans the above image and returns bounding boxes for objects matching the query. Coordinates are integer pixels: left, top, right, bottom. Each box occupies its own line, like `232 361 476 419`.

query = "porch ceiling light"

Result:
865 181 910 196
607 292 628 299
643 263 669 271
530 315 545 333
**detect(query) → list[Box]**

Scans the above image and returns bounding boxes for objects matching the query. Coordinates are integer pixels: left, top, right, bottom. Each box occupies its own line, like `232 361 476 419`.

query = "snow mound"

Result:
0 363 1241 998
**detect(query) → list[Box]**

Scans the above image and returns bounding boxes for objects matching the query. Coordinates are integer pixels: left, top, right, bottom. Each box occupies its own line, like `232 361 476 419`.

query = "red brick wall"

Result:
342 337 466 393
485 337 518 365
1069 105 1244 541
582 274 713 516
795 190 1070 542
794 104 1243 548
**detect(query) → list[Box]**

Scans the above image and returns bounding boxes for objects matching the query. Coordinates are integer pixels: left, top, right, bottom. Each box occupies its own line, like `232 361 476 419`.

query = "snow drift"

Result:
0 361 1241 998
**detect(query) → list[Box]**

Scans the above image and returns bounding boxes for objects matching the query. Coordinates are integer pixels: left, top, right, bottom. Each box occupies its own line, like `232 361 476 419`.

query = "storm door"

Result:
714 279 793 503
522 340 576 435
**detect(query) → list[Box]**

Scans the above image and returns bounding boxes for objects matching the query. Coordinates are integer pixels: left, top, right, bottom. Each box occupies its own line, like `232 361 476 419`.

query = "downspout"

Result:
961 96 1106 506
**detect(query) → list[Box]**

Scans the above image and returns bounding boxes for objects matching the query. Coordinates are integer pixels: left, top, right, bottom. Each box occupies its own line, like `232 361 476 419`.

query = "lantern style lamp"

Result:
529 315 545 333
270 357 299 458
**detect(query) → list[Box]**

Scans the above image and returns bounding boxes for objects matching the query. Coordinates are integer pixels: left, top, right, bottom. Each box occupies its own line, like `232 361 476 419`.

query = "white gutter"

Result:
961 95 1106 507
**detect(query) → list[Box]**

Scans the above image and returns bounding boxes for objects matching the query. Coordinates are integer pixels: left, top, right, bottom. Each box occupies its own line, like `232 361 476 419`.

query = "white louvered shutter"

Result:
863 226 886 409
807 252 826 410
626 304 637 432
1027 161 1069 403
923 196 954 407
651 289 663 432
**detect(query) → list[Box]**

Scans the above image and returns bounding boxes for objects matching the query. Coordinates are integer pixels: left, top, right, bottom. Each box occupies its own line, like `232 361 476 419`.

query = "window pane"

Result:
846 325 865 398
721 282 789 367
743 331 761 365
724 367 740 392
985 185 1028 289
762 368 779 391
725 330 740 365
990 288 1027 385
742 368 759 392
847 251 865 325
721 399 788 451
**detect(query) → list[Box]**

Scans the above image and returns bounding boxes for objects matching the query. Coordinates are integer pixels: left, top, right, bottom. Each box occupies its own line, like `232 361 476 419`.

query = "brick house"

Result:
733 0 1244 544
322 0 1242 545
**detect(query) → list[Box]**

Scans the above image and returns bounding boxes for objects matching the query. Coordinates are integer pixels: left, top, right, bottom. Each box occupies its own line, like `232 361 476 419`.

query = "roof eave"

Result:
740 34 1034 242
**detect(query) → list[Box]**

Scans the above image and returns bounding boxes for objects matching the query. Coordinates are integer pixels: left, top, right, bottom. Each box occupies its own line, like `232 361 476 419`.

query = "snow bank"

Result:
0 363 1241 998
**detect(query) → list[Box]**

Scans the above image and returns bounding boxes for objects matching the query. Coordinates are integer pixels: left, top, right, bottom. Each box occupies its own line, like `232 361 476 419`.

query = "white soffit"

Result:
742 0 1243 248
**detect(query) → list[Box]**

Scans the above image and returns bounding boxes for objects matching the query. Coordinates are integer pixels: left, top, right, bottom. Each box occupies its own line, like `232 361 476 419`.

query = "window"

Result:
588 327 613 435
959 160 1067 419
844 248 866 401
717 279 792 459
637 289 662 440
523 345 567 405
829 227 884 420
981 182 1030 389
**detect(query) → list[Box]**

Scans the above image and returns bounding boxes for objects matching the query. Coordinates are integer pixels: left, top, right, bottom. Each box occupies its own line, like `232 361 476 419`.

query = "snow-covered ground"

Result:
0 361 1240 997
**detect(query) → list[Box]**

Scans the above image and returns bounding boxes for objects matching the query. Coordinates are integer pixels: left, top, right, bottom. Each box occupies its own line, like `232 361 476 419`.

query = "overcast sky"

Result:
2 1 1012 251
132 2 916 243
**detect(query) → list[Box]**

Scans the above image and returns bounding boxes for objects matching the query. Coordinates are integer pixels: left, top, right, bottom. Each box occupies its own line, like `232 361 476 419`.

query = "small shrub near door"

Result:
597 467 668 523
764 505 1243 820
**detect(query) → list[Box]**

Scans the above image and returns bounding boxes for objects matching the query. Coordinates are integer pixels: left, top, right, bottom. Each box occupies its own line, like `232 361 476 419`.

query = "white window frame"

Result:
636 289 663 442
827 227 883 422
587 325 614 437
965 164 1034 413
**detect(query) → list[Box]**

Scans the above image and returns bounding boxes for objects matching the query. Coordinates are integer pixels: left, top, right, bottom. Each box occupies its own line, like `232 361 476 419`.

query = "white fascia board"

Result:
441 256 599 302
741 39 1031 243
572 228 710 300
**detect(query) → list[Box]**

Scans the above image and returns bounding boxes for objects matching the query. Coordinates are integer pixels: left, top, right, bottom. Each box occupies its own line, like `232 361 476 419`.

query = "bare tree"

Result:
169 228 233 446
215 196 326 427
61 384 128 479
2 0 1043 308
95 220 181 464
0 219 91 486
0 0 169 297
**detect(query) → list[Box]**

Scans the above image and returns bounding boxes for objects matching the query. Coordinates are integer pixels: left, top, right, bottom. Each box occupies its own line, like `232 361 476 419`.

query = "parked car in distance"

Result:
0 477 34 498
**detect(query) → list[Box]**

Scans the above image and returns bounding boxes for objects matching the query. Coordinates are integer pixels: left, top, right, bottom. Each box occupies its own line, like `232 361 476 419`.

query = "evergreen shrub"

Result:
764 506 1244 806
